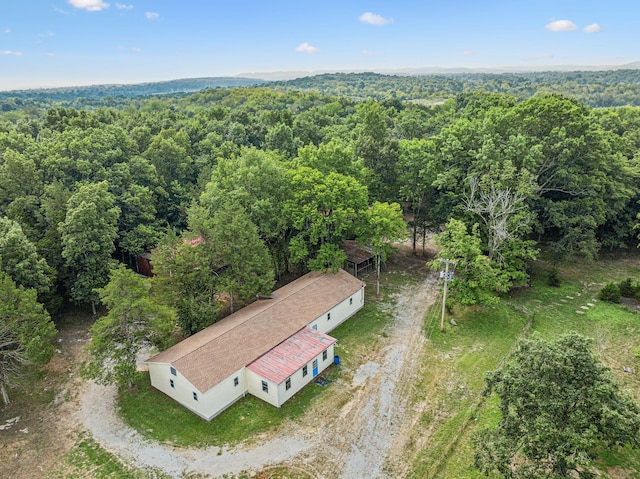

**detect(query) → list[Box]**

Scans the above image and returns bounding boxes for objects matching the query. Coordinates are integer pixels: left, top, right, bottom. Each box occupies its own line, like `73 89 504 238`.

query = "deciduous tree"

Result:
84 265 175 389
59 181 120 314
474 333 640 478
0 272 56 406
190 200 274 313
357 201 407 295
0 216 52 296
430 219 505 307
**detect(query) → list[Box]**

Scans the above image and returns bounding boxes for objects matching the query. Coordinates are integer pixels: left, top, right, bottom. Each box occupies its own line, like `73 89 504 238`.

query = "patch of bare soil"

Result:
0 315 92 479
619 297 640 313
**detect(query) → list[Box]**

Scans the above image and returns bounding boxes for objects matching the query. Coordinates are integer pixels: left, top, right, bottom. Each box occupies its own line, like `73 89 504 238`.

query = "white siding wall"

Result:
148 281 364 419
246 370 279 407
312 286 365 335
148 362 246 421
275 343 336 406
201 367 246 420
148 362 207 419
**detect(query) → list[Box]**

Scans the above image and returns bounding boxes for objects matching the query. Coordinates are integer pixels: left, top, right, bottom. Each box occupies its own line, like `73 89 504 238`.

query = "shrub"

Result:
618 278 638 298
599 283 621 303
547 268 561 287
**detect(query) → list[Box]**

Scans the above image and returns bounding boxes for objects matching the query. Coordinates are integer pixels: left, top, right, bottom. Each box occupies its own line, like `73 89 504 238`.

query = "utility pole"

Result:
439 258 456 332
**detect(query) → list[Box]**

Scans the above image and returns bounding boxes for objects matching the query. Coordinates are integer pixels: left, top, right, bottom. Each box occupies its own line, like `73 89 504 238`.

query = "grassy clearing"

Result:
408 252 640 478
55 431 169 479
118 273 397 447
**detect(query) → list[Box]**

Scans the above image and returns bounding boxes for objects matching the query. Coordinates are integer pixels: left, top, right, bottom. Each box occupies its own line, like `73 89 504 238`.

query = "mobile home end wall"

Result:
148 362 246 420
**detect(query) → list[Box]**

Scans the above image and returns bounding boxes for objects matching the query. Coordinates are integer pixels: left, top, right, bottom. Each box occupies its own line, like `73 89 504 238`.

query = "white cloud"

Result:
68 0 110 12
115 2 133 9
359 12 393 26
295 42 319 54
584 23 602 33
145 11 159 20
131 47 143 53
4 29 11 34
545 19 577 32
1 50 23 56
463 49 476 56
362 49 373 56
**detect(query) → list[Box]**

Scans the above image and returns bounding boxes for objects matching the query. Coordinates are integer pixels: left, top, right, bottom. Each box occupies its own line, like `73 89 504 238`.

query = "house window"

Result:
170 366 177 376
312 324 317 330
193 391 198 401
302 365 308 377
234 377 239 387
350 297 353 305
327 312 331 321
170 379 175 389
323 350 328 361
262 380 269 393
285 378 291 390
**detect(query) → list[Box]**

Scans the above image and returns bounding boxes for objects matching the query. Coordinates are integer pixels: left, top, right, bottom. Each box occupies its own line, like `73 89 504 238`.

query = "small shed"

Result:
342 240 375 277
135 251 153 277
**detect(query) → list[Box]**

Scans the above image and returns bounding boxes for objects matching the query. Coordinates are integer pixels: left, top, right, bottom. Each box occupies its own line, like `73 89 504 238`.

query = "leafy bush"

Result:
547 268 561 287
599 283 621 303
618 278 638 298
611 277 640 300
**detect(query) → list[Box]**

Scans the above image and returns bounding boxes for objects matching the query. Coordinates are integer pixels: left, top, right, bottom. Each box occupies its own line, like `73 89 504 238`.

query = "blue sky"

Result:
1 0 637 90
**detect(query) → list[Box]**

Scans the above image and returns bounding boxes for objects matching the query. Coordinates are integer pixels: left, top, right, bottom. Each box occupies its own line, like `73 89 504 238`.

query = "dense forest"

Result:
0 77 263 109
1 71 640 400
4 69 640 113
265 69 640 106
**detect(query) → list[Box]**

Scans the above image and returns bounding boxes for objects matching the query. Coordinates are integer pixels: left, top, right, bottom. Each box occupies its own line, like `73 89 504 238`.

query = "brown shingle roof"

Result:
146 269 363 392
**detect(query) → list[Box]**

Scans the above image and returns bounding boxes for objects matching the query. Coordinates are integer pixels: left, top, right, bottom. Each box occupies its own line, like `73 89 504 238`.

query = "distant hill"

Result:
0 77 264 102
259 70 640 107
237 61 640 81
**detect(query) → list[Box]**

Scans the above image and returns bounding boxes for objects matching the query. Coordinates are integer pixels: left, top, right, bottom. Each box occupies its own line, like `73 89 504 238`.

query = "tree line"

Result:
1 85 640 401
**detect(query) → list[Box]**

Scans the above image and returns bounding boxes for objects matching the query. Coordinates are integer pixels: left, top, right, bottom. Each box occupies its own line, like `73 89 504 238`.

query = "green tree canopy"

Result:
0 216 53 296
151 229 223 336
474 333 640 478
0 272 56 405
59 181 120 314
191 200 275 313
286 166 368 269
357 201 407 295
430 218 506 307
85 264 175 389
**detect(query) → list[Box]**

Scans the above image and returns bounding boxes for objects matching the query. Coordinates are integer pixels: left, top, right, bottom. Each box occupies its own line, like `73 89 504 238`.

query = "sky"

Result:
1 0 638 90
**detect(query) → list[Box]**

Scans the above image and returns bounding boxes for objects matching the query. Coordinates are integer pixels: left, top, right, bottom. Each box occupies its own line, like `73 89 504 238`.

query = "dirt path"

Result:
306 273 436 479
80 381 312 477
79 263 437 478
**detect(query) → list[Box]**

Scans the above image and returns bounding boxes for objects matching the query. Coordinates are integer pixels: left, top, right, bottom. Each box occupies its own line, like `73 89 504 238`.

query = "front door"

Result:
312 359 318 377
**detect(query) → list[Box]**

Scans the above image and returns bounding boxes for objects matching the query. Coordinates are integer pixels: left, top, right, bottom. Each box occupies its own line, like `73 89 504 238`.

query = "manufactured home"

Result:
146 269 364 420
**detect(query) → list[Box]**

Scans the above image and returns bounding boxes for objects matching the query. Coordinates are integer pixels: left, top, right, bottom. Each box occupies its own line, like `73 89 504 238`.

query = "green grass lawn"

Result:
56 431 170 479
105 254 640 476
118 273 398 448
409 252 640 478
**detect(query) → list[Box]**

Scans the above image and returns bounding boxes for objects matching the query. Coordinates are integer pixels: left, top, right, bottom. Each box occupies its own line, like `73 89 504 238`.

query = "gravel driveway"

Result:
80 271 437 478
